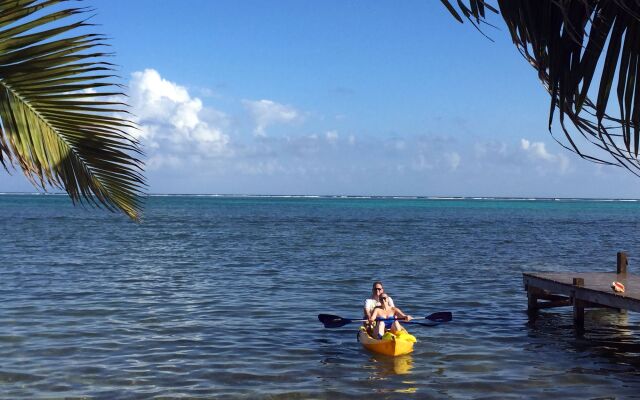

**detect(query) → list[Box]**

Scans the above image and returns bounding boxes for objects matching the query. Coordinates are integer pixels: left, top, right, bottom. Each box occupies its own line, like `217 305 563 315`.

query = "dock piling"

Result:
617 252 628 274
616 252 628 313
572 277 584 330
527 285 538 315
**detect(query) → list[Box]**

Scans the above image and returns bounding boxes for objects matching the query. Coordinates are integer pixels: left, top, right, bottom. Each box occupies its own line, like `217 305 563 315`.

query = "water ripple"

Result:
1 196 640 398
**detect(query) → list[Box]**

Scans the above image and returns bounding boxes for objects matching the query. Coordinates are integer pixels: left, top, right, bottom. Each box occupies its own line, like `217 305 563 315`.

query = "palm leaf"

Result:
0 0 145 220
442 0 640 174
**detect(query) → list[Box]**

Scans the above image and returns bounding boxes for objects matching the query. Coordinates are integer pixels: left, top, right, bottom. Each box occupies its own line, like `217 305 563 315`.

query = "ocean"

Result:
1 194 640 399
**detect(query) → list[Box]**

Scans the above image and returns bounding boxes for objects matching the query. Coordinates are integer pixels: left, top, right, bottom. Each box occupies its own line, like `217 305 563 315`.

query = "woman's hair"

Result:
372 281 383 290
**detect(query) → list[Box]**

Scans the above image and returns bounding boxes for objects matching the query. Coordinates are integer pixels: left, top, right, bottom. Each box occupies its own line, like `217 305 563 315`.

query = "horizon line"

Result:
1 192 639 201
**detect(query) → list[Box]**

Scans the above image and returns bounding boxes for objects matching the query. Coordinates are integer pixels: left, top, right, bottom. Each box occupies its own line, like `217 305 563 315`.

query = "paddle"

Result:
403 320 441 327
318 312 452 329
318 314 366 328
420 311 452 323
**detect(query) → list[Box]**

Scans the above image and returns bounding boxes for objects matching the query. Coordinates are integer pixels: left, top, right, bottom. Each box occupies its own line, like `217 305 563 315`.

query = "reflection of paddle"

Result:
318 312 452 329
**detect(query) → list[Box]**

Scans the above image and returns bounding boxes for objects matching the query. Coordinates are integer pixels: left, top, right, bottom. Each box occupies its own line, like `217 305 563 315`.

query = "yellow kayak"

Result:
357 327 416 356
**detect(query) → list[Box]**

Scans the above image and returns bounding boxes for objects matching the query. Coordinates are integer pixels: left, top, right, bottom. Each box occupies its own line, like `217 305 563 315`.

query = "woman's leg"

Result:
391 320 403 333
364 322 374 336
375 321 385 339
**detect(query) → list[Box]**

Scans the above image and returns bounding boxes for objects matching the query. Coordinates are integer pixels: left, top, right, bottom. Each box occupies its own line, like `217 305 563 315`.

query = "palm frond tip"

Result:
442 0 640 173
0 0 145 221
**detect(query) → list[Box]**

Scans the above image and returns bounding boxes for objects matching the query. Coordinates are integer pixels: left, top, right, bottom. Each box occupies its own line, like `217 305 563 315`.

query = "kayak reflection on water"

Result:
366 353 414 377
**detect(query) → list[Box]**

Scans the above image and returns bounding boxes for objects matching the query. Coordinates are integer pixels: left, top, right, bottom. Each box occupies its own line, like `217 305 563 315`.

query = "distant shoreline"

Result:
1 192 638 202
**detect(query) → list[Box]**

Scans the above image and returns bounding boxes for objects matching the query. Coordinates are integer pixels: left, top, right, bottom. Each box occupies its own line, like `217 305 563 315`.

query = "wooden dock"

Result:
523 252 640 329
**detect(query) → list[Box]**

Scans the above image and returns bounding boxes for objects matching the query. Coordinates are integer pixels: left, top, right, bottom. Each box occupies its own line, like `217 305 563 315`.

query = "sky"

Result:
2 0 640 198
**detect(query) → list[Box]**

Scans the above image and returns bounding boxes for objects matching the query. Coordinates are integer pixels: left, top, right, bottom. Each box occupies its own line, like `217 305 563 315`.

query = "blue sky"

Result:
2 0 640 198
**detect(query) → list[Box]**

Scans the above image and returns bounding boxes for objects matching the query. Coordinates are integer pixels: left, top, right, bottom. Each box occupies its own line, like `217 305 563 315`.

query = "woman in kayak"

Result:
363 281 395 335
369 294 413 339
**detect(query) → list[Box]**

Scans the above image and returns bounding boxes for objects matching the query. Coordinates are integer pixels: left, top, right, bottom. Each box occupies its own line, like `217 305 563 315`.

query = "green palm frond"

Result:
0 0 145 220
442 0 640 174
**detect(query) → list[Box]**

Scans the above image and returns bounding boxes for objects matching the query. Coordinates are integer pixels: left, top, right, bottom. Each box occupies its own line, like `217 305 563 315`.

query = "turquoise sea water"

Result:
2 194 640 399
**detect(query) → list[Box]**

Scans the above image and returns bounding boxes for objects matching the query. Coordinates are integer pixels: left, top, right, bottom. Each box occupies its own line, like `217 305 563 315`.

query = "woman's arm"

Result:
369 307 380 322
393 307 412 321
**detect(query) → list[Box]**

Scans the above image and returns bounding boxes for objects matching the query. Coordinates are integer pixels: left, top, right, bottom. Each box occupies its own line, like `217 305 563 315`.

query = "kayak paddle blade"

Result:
318 314 353 328
425 311 452 323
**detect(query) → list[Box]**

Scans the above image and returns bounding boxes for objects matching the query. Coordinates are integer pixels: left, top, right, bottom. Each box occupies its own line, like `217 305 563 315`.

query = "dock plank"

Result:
523 272 640 313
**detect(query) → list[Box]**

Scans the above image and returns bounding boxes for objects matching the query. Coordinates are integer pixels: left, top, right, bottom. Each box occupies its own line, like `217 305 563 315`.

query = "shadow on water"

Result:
526 308 640 372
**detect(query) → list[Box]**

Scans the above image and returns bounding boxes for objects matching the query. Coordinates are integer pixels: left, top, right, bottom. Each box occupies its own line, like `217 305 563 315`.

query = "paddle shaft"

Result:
318 312 452 328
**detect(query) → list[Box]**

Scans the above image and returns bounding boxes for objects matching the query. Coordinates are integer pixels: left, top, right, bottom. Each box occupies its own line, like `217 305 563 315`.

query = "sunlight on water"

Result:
1 195 640 398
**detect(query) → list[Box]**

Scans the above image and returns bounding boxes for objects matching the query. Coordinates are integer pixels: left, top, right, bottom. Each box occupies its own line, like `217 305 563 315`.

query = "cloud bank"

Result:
124 68 596 196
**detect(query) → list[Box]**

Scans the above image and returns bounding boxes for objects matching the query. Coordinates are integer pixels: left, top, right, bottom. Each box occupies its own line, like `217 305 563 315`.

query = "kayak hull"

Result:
357 329 415 356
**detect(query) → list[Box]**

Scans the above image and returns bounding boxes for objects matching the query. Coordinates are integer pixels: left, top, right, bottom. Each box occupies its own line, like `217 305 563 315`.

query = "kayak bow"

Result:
357 327 416 356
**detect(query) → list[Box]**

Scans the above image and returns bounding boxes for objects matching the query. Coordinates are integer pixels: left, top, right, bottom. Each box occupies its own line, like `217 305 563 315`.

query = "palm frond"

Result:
0 0 145 220
443 0 640 174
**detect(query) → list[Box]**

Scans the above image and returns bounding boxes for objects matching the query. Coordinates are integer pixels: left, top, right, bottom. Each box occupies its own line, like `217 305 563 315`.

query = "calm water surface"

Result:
2 195 640 399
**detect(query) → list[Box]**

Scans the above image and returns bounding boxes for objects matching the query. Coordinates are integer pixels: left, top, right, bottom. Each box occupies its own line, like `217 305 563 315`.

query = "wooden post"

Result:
617 252 628 314
525 284 542 316
572 277 584 330
527 289 538 315
617 252 628 274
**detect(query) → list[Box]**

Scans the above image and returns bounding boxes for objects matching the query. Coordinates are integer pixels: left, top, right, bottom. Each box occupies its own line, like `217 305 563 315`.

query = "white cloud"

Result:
412 153 433 171
521 139 552 160
411 150 460 172
444 152 461 171
521 139 569 173
128 69 230 168
475 141 507 158
326 130 339 143
235 160 284 175
147 154 183 169
243 99 300 136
